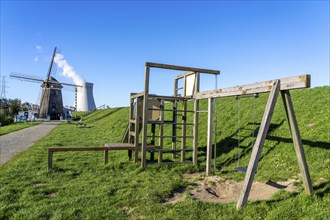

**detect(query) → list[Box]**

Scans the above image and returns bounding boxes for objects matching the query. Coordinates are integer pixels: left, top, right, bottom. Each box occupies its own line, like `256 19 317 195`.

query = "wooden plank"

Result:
49 144 136 152
141 66 150 169
193 73 200 165
146 62 220 75
196 75 310 100
148 94 190 101
236 80 280 210
206 98 213 176
158 100 165 163
281 90 313 195
130 92 144 99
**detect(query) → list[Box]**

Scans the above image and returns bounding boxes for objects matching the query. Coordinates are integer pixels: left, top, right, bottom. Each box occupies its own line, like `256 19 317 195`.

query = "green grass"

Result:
0 87 329 219
0 122 42 136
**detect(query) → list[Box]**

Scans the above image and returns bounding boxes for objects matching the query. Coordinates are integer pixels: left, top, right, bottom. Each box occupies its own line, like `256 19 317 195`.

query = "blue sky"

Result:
1 1 329 107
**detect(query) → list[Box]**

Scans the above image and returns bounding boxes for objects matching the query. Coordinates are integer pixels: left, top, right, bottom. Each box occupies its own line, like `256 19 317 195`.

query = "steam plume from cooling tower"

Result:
54 53 84 85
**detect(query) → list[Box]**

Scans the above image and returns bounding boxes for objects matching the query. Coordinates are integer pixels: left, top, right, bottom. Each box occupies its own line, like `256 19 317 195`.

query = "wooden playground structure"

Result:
48 62 313 209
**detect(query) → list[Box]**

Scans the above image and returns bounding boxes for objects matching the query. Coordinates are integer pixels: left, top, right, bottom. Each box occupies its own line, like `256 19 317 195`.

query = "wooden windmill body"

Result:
10 47 81 120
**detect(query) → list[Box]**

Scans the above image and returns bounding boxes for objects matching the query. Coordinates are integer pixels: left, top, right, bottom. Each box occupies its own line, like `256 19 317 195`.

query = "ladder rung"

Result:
147 108 195 113
197 110 208 113
147 135 194 138
147 121 194 125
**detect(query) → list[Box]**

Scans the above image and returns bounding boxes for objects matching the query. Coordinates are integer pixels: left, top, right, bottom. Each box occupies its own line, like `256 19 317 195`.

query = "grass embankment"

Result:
0 87 329 219
0 122 41 136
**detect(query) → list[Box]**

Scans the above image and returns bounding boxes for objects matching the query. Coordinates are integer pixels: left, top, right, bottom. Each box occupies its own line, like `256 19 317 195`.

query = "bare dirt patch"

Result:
163 173 298 204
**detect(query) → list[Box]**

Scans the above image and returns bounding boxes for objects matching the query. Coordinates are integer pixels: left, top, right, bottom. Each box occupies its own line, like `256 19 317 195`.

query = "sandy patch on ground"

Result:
163 173 298 204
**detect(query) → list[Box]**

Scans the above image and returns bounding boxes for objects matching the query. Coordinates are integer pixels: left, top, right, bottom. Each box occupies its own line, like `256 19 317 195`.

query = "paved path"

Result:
0 122 60 165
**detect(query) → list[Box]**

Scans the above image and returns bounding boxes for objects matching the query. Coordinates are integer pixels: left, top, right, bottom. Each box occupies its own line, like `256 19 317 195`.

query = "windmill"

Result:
10 47 82 120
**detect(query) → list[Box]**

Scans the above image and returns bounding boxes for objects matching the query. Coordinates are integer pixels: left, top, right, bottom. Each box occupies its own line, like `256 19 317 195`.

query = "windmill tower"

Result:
10 47 83 120
38 47 64 119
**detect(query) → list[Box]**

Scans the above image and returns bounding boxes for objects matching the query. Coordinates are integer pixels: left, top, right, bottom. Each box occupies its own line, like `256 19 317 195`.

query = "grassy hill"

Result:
0 86 329 219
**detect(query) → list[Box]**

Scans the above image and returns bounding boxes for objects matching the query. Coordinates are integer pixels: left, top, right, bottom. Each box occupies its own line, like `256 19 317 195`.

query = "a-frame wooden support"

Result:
236 80 313 209
236 80 281 209
281 90 313 195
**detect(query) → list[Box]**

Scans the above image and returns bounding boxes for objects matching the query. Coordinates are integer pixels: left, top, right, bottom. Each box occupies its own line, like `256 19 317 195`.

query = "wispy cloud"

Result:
34 56 39 62
36 45 42 51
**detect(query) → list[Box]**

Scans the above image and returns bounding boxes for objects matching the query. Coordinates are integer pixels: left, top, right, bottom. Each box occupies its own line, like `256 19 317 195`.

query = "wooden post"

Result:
236 80 280 210
281 90 313 195
172 102 177 159
181 100 187 162
141 66 150 169
104 149 109 164
193 73 200 165
206 98 213 176
128 96 135 160
150 124 156 161
134 98 140 163
48 149 53 170
158 99 165 163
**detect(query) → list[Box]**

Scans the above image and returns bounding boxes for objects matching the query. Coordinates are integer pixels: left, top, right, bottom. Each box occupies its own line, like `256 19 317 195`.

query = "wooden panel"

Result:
174 71 195 80
236 80 280 210
281 90 313 195
146 62 220 75
196 75 310 99
130 92 144 99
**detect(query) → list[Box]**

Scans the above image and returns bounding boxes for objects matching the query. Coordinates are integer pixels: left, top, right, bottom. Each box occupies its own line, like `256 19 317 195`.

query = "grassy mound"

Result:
0 86 329 219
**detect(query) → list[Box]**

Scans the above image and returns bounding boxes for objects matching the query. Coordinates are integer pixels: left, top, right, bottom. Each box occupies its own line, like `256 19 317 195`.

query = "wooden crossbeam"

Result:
145 62 220 75
195 75 310 100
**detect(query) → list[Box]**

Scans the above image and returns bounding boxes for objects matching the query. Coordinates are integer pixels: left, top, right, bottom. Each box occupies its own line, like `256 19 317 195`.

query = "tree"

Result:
0 98 22 125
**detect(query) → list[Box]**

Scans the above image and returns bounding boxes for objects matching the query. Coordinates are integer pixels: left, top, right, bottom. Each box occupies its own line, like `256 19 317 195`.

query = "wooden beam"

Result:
134 98 141 163
206 98 213 176
236 80 280 210
181 100 187 162
141 66 150 169
193 73 200 165
158 100 165 163
145 62 220 75
281 90 313 195
196 75 310 100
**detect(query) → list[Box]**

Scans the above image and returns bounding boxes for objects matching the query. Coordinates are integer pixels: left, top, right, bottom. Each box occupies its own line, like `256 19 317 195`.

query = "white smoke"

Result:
54 53 85 85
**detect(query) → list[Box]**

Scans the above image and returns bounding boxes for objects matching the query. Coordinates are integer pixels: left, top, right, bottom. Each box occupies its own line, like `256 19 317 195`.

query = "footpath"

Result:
0 122 60 165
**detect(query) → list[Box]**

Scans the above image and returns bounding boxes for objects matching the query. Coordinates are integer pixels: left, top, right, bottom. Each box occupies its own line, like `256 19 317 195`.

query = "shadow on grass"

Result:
314 180 330 198
199 119 329 168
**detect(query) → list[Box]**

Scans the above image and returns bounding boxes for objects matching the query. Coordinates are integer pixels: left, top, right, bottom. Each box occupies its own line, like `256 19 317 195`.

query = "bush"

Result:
3 115 14 126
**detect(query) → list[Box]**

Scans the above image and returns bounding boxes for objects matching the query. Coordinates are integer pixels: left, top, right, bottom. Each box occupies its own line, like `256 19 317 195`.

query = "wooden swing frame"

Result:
196 75 313 209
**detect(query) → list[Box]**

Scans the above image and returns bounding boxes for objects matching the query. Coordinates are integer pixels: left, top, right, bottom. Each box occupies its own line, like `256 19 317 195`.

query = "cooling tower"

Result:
77 82 96 111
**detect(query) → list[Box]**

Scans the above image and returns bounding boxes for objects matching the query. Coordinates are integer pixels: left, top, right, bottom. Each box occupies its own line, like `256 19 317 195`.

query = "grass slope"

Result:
0 86 329 219
0 122 41 136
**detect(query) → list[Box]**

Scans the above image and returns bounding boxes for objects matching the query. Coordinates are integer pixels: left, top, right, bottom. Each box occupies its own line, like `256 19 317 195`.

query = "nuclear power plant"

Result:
11 47 97 119
76 82 96 111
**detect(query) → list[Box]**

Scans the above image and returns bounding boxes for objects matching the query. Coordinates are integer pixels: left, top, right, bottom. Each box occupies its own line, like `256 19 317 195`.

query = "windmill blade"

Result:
46 47 57 81
10 72 44 84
